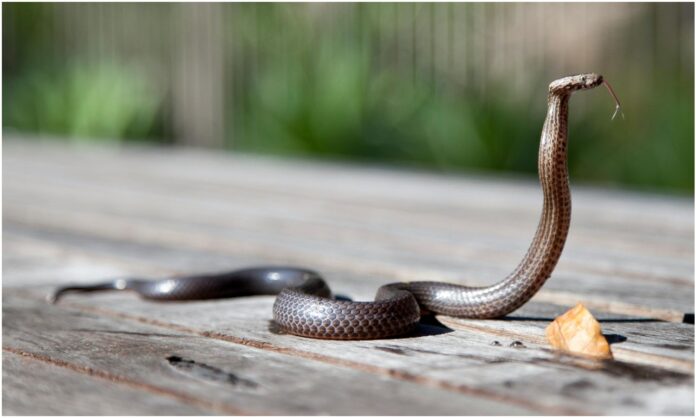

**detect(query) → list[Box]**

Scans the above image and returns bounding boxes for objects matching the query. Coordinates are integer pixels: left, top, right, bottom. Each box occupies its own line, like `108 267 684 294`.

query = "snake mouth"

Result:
549 73 603 93
575 73 604 90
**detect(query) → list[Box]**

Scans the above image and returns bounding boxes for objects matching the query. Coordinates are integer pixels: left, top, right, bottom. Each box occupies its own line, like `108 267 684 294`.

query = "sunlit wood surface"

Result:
3 138 693 415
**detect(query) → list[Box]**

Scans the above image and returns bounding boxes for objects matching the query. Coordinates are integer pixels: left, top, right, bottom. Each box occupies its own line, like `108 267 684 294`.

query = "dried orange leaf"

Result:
545 303 613 359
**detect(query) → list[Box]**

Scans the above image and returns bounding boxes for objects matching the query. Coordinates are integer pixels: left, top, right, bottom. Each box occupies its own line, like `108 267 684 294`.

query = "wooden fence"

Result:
3 3 693 147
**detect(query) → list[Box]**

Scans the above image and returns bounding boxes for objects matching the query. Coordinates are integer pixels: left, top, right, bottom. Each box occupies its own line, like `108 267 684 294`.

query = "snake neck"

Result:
482 92 572 313
407 91 576 319
506 93 572 288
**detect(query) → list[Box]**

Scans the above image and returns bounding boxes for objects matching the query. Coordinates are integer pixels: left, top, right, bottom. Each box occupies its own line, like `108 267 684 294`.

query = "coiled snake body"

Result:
52 74 618 340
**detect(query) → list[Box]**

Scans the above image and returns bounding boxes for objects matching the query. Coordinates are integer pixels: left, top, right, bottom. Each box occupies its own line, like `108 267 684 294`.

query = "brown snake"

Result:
51 74 621 340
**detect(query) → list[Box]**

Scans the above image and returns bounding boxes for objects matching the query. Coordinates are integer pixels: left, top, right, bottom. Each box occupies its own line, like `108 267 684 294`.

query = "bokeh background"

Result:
3 2 694 194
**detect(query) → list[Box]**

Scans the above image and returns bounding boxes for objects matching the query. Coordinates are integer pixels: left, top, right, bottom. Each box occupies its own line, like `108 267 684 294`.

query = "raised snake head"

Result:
549 73 604 94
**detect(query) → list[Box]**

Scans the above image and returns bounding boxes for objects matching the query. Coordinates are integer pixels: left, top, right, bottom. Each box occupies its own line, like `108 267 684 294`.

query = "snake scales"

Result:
51 74 620 340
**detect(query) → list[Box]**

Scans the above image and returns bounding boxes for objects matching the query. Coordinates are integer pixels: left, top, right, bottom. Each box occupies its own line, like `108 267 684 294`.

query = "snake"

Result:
50 74 621 340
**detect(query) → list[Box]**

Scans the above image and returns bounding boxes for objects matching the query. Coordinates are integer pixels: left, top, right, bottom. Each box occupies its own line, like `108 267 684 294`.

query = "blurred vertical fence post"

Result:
173 3 226 147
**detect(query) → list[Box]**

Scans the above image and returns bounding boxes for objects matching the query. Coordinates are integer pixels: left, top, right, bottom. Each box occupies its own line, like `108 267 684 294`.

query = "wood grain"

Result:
6 287 694 415
3 138 693 415
3 224 693 367
3 351 213 416
3 141 692 316
4 293 539 415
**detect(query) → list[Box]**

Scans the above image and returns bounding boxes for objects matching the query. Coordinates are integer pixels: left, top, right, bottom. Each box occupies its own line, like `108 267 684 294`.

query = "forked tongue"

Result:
603 80 624 120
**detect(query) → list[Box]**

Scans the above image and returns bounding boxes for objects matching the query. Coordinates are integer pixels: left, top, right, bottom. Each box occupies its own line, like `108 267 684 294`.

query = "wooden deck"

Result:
3 137 694 415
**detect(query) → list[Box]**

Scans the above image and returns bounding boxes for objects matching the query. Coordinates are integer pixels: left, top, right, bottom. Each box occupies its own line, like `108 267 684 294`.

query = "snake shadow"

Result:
410 314 454 337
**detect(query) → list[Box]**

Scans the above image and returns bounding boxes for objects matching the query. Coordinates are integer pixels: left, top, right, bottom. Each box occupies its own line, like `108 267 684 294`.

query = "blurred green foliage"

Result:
240 44 538 173
241 53 694 194
235 4 693 194
3 3 693 194
6 62 161 141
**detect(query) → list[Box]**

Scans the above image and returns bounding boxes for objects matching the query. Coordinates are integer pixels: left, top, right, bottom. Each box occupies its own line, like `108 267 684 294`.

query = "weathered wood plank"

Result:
4 141 692 319
3 143 692 272
440 304 695 365
3 351 212 416
3 292 538 415
4 140 691 283
3 222 693 367
3 175 692 282
4 155 692 258
3 138 694 415
4 199 693 316
5 222 693 359
9 285 692 415
4 139 692 231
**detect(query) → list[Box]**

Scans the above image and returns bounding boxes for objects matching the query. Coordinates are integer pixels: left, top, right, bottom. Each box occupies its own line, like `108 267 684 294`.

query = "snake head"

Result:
549 73 604 94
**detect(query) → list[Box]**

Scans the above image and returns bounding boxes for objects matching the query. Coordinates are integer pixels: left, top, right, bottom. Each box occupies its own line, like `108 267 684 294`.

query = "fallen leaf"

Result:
545 303 613 359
